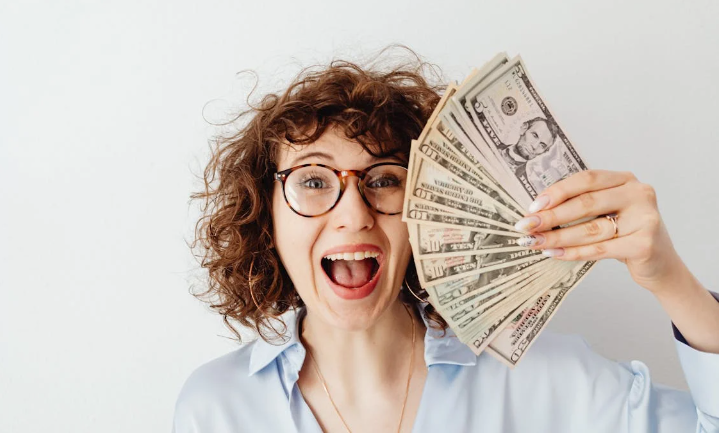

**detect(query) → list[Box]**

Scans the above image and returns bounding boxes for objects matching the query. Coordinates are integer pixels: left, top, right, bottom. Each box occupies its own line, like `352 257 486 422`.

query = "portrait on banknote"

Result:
495 116 560 186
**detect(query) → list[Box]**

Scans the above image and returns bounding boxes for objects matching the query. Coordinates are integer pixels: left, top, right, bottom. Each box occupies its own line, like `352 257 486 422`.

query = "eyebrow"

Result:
287 151 405 168
289 151 335 167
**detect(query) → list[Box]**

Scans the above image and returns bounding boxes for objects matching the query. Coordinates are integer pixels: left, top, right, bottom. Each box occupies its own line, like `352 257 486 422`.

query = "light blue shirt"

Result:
172 294 719 432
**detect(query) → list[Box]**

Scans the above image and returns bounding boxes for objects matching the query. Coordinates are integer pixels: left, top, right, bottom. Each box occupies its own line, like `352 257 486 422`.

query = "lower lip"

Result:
323 261 383 300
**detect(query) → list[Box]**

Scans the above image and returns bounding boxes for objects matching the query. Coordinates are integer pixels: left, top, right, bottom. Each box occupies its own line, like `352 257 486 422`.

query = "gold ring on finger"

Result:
604 213 619 239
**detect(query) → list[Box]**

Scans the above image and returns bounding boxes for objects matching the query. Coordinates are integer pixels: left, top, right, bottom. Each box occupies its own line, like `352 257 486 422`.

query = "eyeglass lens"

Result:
283 165 407 216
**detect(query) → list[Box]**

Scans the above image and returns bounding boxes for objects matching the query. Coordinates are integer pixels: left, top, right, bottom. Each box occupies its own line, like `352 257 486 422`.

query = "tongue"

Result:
330 259 374 288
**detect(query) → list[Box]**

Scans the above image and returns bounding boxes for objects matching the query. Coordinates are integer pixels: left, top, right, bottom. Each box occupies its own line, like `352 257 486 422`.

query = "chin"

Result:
312 266 398 331
516 144 530 160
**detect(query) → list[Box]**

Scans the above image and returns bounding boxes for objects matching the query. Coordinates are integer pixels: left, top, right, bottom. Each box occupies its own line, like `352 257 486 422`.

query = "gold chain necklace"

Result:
303 303 416 433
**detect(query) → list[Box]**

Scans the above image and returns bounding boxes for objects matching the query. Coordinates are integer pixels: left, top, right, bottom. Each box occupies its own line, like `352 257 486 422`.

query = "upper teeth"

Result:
323 251 380 261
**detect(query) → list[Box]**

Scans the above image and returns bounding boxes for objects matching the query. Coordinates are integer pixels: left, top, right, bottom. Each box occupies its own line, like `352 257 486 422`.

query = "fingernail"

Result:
528 195 550 213
542 248 564 257
514 216 541 233
517 234 545 247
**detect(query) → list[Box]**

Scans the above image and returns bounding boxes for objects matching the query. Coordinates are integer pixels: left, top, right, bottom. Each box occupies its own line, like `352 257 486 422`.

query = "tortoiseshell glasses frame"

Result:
273 162 408 218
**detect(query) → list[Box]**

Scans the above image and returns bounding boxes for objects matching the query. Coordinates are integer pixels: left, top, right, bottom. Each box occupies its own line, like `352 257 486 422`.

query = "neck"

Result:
299 299 426 395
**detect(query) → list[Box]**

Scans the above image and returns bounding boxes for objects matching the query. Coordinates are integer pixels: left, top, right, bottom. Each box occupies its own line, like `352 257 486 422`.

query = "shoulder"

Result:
485 329 635 385
423 330 645 431
453 330 641 413
176 342 254 399
172 341 270 432
473 331 639 431
480 331 639 419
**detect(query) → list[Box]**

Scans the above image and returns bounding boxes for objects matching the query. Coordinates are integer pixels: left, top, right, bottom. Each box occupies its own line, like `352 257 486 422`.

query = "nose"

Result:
526 136 536 149
330 175 375 232
532 137 544 152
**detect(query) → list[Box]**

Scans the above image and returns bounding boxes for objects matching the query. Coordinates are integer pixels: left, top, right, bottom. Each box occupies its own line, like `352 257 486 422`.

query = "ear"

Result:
519 120 530 135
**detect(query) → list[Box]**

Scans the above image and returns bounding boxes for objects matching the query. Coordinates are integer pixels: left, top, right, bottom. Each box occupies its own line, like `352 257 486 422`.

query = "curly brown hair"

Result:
189 45 450 344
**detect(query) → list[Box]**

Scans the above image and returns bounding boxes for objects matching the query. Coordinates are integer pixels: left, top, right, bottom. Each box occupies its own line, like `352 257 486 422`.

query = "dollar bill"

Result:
403 198 515 235
462 274 564 357
415 83 524 214
433 114 524 213
485 261 597 367
417 131 523 219
440 258 556 309
414 77 461 146
458 261 574 338
426 259 550 317
450 261 566 336
443 53 511 181
412 150 520 224
408 155 517 230
461 56 590 208
441 262 555 324
410 224 523 258
416 248 544 287
402 53 598 367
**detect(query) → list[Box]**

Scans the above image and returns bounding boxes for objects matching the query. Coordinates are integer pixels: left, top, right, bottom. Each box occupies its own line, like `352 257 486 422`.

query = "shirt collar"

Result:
248 304 478 376
248 307 305 376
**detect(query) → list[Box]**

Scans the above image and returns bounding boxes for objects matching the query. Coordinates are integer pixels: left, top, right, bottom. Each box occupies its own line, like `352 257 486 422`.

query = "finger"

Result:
515 184 632 233
526 170 636 214
518 210 639 249
538 235 639 262
517 216 613 249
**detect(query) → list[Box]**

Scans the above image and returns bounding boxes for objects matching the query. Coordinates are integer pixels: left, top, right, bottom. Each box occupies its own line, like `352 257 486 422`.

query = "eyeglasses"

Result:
273 162 408 217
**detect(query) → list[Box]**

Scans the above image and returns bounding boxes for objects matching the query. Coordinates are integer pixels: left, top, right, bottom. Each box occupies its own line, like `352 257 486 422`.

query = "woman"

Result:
174 48 719 432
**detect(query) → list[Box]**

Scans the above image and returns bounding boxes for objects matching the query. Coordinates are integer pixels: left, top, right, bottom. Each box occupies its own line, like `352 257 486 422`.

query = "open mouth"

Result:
321 252 381 288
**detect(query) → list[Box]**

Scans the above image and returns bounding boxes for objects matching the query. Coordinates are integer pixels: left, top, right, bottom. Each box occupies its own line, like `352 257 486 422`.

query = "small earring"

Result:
404 278 429 304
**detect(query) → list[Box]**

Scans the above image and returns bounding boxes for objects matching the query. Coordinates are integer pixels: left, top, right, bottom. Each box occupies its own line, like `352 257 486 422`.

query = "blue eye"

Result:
366 175 401 189
303 179 324 189
297 171 331 189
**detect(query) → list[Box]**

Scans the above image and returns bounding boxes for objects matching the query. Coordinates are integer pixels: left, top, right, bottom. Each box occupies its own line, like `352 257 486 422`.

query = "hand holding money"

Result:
514 169 684 296
402 53 600 367
403 51 718 367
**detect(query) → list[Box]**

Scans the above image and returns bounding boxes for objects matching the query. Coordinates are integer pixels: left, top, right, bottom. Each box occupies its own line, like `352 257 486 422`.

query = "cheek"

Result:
272 186 321 288
380 218 412 269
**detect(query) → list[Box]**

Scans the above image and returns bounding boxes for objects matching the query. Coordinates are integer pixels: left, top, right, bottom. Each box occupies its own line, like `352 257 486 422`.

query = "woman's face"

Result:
272 128 412 331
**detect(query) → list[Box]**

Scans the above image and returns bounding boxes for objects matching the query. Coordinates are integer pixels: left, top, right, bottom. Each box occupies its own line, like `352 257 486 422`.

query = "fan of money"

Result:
402 53 596 368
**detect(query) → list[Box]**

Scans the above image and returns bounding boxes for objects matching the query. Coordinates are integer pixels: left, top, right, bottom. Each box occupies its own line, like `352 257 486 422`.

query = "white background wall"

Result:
1 0 718 431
